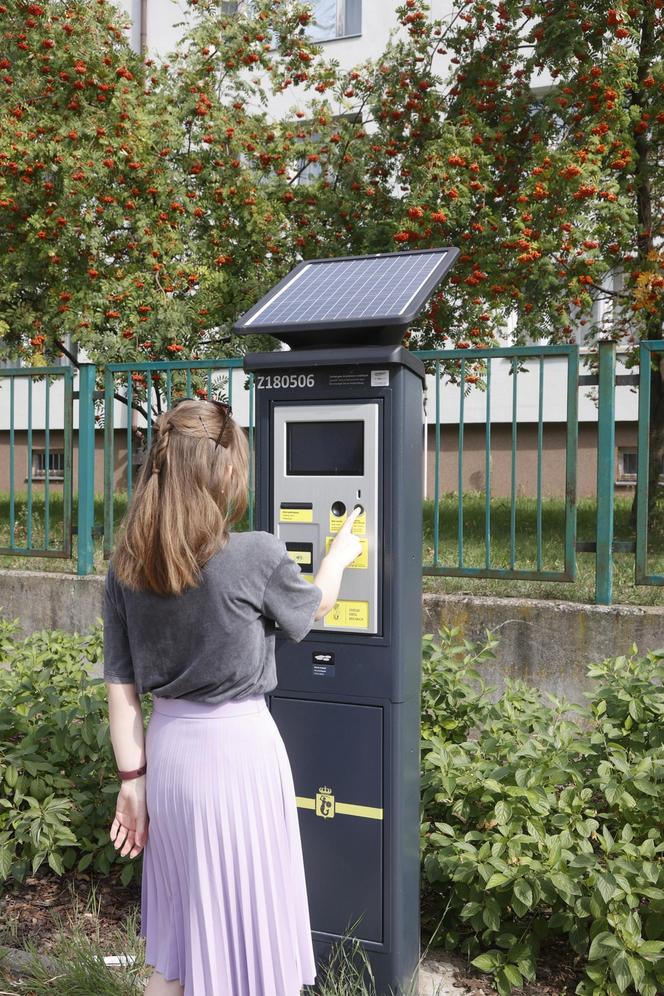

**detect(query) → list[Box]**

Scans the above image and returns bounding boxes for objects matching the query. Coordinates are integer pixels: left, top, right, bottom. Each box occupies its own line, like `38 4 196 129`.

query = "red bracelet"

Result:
118 763 147 781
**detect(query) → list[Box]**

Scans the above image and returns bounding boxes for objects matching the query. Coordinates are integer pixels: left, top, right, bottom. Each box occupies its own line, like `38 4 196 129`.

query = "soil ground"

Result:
0 869 585 995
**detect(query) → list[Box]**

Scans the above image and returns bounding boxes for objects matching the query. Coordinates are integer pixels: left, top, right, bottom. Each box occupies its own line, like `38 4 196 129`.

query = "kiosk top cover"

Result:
233 248 459 349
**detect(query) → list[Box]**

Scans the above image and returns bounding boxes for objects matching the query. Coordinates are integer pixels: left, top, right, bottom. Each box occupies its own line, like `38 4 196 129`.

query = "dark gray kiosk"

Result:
234 248 459 995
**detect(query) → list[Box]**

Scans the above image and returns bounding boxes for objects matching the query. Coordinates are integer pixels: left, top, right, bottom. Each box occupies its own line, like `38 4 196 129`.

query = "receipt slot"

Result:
236 249 459 995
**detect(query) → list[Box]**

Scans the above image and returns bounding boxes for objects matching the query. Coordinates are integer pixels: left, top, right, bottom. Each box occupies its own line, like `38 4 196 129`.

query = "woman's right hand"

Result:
326 505 363 568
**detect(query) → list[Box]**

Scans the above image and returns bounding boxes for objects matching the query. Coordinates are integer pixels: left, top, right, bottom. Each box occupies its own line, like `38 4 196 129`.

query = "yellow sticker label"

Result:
325 536 368 569
301 574 314 583
329 512 367 536
280 506 313 524
324 600 369 629
287 549 312 566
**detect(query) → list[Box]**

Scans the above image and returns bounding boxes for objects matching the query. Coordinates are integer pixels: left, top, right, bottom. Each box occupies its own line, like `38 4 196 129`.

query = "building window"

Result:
307 0 361 42
31 450 66 482
617 447 664 484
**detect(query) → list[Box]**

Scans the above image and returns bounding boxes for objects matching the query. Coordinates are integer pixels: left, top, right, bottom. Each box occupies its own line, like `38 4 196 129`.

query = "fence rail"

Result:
1 343 662 605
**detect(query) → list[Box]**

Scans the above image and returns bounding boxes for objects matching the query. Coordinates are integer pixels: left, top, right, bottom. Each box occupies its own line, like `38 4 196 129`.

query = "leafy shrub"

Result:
0 614 148 887
421 628 664 996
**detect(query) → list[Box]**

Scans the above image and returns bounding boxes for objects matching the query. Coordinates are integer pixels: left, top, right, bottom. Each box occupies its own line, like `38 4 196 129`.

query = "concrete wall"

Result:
1 568 662 703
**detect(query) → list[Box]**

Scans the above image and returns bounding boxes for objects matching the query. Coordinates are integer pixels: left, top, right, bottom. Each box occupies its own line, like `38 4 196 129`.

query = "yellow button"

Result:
287 549 311 566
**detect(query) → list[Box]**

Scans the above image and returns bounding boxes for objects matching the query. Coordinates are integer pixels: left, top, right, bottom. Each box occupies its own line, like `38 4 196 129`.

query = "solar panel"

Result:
233 248 459 348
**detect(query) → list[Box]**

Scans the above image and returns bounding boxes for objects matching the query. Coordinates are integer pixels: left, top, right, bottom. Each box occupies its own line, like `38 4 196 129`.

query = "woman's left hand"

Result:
110 777 149 859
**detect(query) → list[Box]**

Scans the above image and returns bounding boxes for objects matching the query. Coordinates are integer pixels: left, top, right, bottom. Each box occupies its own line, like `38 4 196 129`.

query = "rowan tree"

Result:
2 0 662 516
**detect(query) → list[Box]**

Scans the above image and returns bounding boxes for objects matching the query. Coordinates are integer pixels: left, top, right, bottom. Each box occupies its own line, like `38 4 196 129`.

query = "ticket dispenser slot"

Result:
274 403 379 635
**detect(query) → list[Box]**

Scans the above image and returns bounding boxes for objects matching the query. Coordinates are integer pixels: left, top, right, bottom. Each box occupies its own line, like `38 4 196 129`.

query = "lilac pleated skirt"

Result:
139 693 317 996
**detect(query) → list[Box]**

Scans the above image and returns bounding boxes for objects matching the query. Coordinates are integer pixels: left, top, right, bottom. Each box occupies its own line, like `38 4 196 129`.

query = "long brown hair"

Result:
111 399 249 596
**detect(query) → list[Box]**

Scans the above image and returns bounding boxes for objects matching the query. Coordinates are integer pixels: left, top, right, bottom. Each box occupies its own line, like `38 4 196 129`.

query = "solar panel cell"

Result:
234 248 459 348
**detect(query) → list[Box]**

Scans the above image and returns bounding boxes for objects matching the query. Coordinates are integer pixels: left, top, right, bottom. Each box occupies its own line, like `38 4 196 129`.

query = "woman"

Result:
103 397 362 996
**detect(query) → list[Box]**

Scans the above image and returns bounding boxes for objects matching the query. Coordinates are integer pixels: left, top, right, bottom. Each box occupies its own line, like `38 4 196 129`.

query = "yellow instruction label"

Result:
300 574 314 584
280 506 313 524
329 512 367 536
324 600 369 629
326 536 368 569
287 549 312 566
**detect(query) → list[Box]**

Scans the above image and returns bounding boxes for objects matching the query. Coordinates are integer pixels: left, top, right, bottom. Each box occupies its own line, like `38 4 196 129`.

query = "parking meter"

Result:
235 248 459 995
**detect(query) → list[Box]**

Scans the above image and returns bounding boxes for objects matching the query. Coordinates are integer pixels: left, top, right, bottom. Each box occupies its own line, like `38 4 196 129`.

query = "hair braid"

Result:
150 417 173 478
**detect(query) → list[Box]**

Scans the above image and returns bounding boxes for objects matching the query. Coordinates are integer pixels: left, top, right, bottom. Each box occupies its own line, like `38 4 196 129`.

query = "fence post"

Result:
595 340 616 605
77 363 97 576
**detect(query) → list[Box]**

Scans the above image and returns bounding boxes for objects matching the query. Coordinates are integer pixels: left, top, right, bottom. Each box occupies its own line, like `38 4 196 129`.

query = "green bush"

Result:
421 628 664 996
0 614 148 887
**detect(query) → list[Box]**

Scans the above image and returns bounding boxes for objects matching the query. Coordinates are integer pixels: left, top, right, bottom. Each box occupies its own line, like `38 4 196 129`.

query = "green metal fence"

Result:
0 366 74 560
415 344 580 587
2 343 662 605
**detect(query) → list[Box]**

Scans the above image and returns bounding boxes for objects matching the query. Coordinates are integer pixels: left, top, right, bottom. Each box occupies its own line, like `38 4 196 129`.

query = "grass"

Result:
1 491 662 606
0 885 428 996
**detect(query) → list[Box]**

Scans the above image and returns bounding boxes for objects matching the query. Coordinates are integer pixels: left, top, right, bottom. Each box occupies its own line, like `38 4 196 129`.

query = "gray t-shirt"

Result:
103 530 323 703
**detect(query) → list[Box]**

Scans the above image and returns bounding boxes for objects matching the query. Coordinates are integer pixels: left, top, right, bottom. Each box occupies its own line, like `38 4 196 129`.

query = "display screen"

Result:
287 421 364 476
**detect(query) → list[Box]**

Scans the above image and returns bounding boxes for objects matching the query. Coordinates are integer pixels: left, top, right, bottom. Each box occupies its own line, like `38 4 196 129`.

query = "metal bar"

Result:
536 355 544 572
105 358 244 372
227 366 233 410
62 370 74 559
565 347 579 579
433 360 441 567
510 356 517 570
166 368 172 407
103 368 115 559
415 344 575 360
484 358 491 570
595 340 616 604
77 364 96 576
186 368 192 397
423 565 575 582
44 377 50 549
126 374 133 499
9 376 15 548
457 358 464 567
635 342 651 584
26 377 33 549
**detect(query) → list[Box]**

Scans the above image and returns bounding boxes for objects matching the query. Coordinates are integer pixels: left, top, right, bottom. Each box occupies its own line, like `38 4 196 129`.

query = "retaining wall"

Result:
0 569 662 703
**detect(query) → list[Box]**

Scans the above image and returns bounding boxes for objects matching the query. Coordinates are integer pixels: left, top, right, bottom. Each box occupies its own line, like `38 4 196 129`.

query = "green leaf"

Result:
610 951 632 993
472 951 503 973
503 964 524 989
486 872 510 889
513 878 533 911
47 850 64 875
